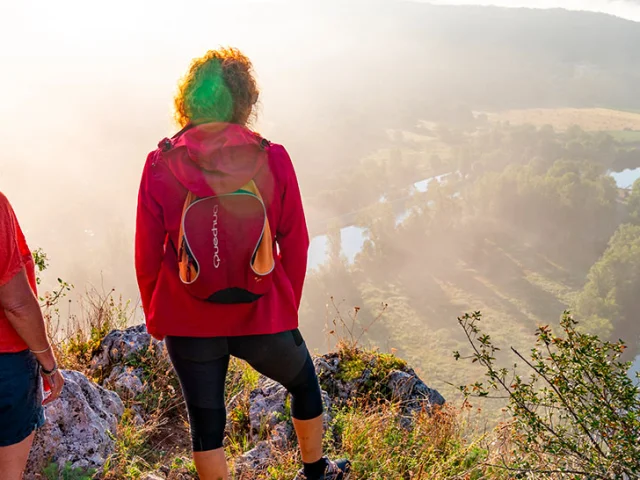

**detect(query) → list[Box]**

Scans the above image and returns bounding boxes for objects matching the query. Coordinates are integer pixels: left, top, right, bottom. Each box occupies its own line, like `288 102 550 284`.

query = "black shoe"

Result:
294 457 352 479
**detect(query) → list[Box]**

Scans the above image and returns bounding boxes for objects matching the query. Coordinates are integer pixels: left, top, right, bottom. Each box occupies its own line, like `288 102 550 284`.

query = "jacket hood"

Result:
160 122 268 197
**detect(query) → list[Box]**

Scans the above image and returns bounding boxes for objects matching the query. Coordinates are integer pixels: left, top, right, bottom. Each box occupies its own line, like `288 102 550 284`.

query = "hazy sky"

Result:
431 0 640 21
1 0 639 299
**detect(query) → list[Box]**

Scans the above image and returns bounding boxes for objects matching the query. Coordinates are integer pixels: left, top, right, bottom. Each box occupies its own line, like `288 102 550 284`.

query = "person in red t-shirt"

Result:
0 192 64 479
135 48 350 480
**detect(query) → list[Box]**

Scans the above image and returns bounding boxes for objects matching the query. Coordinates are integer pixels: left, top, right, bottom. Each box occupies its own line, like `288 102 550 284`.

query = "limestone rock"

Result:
90 324 166 407
249 379 289 438
105 365 146 399
234 440 274 477
90 324 162 374
314 352 357 401
269 422 293 450
315 350 445 416
387 369 418 400
387 369 446 419
26 370 124 479
411 371 446 408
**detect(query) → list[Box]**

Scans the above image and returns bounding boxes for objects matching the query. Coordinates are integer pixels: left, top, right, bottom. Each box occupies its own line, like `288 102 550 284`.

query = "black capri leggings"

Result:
165 329 323 452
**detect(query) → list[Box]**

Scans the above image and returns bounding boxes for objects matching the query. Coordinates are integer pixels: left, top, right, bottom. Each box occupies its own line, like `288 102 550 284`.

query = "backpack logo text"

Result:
212 205 220 268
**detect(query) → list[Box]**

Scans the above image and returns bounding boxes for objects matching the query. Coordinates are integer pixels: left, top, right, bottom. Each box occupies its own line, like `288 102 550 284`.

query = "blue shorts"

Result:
0 350 45 447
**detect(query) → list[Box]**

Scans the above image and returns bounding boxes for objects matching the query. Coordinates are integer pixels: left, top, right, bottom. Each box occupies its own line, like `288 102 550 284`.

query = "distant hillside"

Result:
11 1 640 315
252 2 640 178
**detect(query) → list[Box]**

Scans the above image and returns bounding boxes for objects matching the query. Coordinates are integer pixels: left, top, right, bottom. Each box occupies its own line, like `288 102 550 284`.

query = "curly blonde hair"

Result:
174 47 259 128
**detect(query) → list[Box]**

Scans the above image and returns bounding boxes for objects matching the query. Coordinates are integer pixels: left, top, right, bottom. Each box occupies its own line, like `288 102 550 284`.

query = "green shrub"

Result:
455 311 640 478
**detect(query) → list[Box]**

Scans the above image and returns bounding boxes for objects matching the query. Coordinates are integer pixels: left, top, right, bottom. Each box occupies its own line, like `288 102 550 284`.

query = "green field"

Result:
486 107 640 133
607 130 640 143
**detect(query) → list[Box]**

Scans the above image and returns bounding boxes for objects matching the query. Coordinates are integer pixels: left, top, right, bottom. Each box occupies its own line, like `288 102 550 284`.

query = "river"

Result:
308 168 640 270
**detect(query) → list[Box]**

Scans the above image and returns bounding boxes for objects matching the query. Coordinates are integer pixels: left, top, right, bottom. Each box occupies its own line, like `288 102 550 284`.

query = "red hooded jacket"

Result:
135 123 309 340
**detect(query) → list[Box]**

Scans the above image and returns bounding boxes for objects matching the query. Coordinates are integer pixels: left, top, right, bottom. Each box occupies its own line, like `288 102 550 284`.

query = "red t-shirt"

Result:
0 192 37 353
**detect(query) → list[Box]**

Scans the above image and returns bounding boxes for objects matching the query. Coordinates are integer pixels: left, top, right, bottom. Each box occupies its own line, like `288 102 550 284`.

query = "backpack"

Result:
162 126 275 304
177 178 275 303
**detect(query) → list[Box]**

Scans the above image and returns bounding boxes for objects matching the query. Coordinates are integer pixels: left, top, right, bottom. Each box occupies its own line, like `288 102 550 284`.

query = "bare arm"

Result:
0 267 64 404
0 192 63 403
0 267 55 370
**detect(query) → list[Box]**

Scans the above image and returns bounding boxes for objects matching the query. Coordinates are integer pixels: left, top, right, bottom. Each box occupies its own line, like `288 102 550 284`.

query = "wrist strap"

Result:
40 363 58 376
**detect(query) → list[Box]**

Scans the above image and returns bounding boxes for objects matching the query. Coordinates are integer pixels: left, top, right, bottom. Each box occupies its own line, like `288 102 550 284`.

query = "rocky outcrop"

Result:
91 326 445 420
231 350 444 477
315 351 446 415
26 370 124 479
104 365 146 399
248 379 290 437
90 324 163 399
234 440 275 476
82 325 445 479
91 324 162 371
387 369 445 410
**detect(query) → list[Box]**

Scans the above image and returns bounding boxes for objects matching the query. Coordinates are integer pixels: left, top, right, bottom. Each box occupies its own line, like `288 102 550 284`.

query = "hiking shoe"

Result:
293 457 352 479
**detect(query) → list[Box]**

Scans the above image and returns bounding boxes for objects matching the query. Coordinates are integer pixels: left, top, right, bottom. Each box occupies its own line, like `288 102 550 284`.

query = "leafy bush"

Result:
455 311 640 479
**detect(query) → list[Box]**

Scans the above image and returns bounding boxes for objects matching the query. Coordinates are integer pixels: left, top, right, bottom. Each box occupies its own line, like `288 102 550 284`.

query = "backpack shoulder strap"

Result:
178 190 199 283
236 179 274 275
158 123 194 152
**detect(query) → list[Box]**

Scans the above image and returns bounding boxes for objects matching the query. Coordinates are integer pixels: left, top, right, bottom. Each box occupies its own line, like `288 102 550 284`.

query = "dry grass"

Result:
40 288 510 479
227 404 500 480
333 405 492 479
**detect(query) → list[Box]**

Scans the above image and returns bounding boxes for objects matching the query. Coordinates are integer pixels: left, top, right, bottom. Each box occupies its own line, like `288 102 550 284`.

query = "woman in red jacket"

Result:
135 48 350 480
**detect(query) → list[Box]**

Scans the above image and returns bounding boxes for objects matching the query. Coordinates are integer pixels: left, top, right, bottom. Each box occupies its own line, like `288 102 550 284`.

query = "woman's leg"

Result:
165 336 231 480
0 350 45 479
192 449 228 480
286 354 325 463
0 431 35 480
230 330 333 473
291 416 324 461
284 355 351 478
